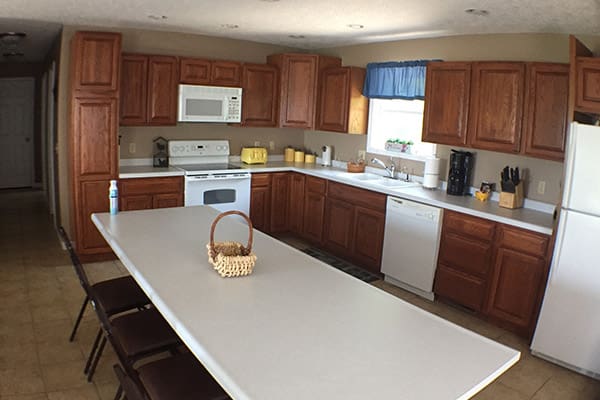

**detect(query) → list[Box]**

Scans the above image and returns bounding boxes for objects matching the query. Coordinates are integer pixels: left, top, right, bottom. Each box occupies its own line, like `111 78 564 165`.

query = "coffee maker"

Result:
447 150 474 196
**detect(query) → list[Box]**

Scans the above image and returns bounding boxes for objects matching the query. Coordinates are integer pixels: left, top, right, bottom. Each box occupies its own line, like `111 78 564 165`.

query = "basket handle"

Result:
209 210 254 255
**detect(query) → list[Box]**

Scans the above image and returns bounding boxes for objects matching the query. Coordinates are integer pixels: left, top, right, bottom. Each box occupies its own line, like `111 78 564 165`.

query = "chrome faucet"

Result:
371 157 396 178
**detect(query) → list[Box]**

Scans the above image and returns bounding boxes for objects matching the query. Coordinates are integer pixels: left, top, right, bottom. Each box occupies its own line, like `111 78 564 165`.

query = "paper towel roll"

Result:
423 157 441 189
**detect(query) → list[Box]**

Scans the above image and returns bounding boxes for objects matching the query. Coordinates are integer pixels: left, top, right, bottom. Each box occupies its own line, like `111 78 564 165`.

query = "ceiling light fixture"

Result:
464 8 489 16
147 15 168 20
347 24 364 29
288 35 305 39
221 24 239 29
0 32 26 48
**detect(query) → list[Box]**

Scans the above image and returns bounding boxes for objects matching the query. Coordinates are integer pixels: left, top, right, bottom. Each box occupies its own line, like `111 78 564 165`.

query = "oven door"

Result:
184 173 251 215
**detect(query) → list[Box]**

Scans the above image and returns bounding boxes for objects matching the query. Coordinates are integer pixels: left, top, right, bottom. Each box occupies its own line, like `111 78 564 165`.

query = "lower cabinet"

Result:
120 177 183 211
302 176 327 244
250 173 271 232
269 172 291 233
78 180 113 255
289 173 306 235
352 206 386 271
324 198 354 254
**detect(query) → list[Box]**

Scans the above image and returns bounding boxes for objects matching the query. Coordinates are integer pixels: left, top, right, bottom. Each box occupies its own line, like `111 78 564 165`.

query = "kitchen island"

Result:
93 205 520 400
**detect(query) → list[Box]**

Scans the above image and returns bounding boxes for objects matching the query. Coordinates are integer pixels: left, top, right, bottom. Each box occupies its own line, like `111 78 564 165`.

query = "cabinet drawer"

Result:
438 232 493 278
434 265 487 312
327 181 386 211
444 211 496 241
251 173 271 188
120 177 182 196
306 176 327 195
499 225 549 257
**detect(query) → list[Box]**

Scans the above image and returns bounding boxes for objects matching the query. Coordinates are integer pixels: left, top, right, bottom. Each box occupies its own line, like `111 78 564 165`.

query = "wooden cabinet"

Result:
269 173 291 233
316 67 368 134
302 176 327 244
289 173 305 235
71 32 121 93
486 225 549 338
179 58 241 87
468 62 526 153
69 31 121 260
422 62 471 146
119 177 183 211
522 63 569 161
250 173 272 232
434 211 496 312
575 57 600 114
324 181 386 273
267 53 341 129
120 54 178 126
241 63 279 127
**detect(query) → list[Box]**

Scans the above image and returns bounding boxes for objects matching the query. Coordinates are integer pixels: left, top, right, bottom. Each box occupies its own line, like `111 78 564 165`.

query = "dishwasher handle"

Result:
387 196 442 222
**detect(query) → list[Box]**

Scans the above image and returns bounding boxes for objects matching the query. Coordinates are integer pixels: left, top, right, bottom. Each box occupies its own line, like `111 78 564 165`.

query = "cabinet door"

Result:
120 54 148 125
469 62 525 153
438 232 494 278
317 67 350 133
269 173 290 233
179 58 211 85
289 173 306 235
121 195 153 211
250 186 271 233
211 61 242 87
147 56 178 125
303 192 326 244
71 32 121 93
242 64 279 127
352 206 385 273
522 63 569 161
575 57 600 114
72 96 118 179
486 248 546 336
422 62 471 146
434 266 488 312
77 180 111 253
324 198 354 255
153 193 183 209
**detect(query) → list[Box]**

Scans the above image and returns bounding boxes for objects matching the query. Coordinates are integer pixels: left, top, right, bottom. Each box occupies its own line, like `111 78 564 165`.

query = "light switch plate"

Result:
358 150 366 160
128 143 136 154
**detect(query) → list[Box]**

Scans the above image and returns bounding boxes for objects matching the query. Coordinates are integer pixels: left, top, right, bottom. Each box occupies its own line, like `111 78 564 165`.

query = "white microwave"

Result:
178 84 242 123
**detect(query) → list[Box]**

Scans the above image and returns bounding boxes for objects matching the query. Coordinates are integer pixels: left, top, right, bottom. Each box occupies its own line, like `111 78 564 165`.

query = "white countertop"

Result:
92 206 520 400
118 161 554 235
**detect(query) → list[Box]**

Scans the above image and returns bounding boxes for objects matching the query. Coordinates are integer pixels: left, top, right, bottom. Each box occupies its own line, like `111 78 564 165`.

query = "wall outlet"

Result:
128 143 136 154
537 180 546 195
269 141 275 151
254 141 260 147
358 150 366 160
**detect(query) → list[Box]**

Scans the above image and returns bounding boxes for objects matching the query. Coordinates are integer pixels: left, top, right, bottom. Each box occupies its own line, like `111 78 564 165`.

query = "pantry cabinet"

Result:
120 54 178 126
316 67 368 134
71 31 121 93
120 177 183 211
179 58 241 87
241 63 279 127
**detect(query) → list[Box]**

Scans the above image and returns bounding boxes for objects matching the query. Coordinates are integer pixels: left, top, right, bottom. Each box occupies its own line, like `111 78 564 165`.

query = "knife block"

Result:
499 182 524 209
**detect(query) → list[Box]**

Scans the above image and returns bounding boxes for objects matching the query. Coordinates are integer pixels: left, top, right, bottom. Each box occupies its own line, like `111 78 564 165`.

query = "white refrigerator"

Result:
531 122 600 378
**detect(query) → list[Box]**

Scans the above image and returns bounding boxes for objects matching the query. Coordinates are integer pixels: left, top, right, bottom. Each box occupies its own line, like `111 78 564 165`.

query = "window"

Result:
366 98 436 160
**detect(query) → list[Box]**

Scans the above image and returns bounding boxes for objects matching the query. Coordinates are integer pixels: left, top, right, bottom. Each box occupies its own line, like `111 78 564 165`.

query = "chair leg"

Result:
113 384 123 400
84 328 103 374
87 336 107 382
69 295 89 342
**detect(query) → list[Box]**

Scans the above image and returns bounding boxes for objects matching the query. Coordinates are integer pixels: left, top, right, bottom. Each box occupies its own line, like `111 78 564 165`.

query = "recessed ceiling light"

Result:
221 24 239 29
288 35 305 39
464 8 489 16
347 24 364 29
148 15 168 20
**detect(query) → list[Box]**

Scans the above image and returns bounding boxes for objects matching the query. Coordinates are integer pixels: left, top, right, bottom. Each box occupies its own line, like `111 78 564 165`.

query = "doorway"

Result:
0 77 35 189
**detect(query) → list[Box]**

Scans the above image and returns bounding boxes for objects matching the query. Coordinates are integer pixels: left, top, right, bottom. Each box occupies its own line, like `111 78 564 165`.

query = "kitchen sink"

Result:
349 173 381 181
374 178 419 188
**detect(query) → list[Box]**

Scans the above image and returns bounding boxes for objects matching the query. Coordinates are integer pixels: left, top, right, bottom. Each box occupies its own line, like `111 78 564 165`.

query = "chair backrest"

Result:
113 364 148 400
58 226 93 293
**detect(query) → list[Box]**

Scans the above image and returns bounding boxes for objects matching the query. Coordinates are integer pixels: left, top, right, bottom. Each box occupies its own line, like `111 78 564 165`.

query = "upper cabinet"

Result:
316 67 368 134
71 32 121 93
267 53 341 129
120 54 178 126
575 58 600 114
422 62 471 146
422 61 569 160
179 58 241 87
241 63 279 127
468 62 525 153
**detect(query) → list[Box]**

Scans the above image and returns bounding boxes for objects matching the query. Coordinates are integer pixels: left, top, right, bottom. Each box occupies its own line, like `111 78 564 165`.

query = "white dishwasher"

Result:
381 196 443 301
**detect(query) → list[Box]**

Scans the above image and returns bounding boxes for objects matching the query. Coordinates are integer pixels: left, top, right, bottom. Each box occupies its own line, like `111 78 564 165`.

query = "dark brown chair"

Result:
113 352 231 400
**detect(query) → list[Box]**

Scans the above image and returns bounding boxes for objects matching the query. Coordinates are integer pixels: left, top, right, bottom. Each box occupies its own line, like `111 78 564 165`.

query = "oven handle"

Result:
186 174 251 181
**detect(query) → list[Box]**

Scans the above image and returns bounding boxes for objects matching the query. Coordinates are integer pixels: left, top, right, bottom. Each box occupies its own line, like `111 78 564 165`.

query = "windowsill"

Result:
367 148 436 163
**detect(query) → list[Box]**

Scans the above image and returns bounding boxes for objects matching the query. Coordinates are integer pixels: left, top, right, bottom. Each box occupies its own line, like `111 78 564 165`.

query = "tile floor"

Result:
1 190 599 400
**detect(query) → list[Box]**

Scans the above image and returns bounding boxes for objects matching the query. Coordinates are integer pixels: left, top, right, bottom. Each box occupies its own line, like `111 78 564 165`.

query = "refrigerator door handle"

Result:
549 213 568 285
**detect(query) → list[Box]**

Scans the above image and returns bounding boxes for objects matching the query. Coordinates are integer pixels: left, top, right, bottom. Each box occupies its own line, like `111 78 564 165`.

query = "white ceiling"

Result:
2 0 600 62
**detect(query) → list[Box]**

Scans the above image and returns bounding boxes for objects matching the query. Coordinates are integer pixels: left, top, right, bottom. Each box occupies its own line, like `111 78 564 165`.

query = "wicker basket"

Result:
347 161 366 173
206 211 257 278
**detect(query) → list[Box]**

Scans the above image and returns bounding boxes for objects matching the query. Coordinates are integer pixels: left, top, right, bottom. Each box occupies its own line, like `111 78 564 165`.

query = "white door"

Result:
0 78 35 188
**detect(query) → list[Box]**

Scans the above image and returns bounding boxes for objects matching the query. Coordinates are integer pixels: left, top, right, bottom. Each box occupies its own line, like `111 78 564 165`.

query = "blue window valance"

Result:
362 60 439 100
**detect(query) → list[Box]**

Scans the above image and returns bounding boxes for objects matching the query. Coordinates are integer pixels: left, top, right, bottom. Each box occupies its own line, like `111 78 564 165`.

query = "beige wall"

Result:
305 33 580 204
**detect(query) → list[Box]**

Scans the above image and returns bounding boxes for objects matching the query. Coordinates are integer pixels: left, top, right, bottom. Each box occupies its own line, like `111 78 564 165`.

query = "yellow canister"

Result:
294 151 305 163
304 154 316 164
284 148 295 162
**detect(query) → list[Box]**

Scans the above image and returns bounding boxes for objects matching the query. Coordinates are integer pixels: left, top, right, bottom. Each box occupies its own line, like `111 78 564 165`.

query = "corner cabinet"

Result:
69 31 121 260
422 62 471 146
241 63 279 127
316 67 368 134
